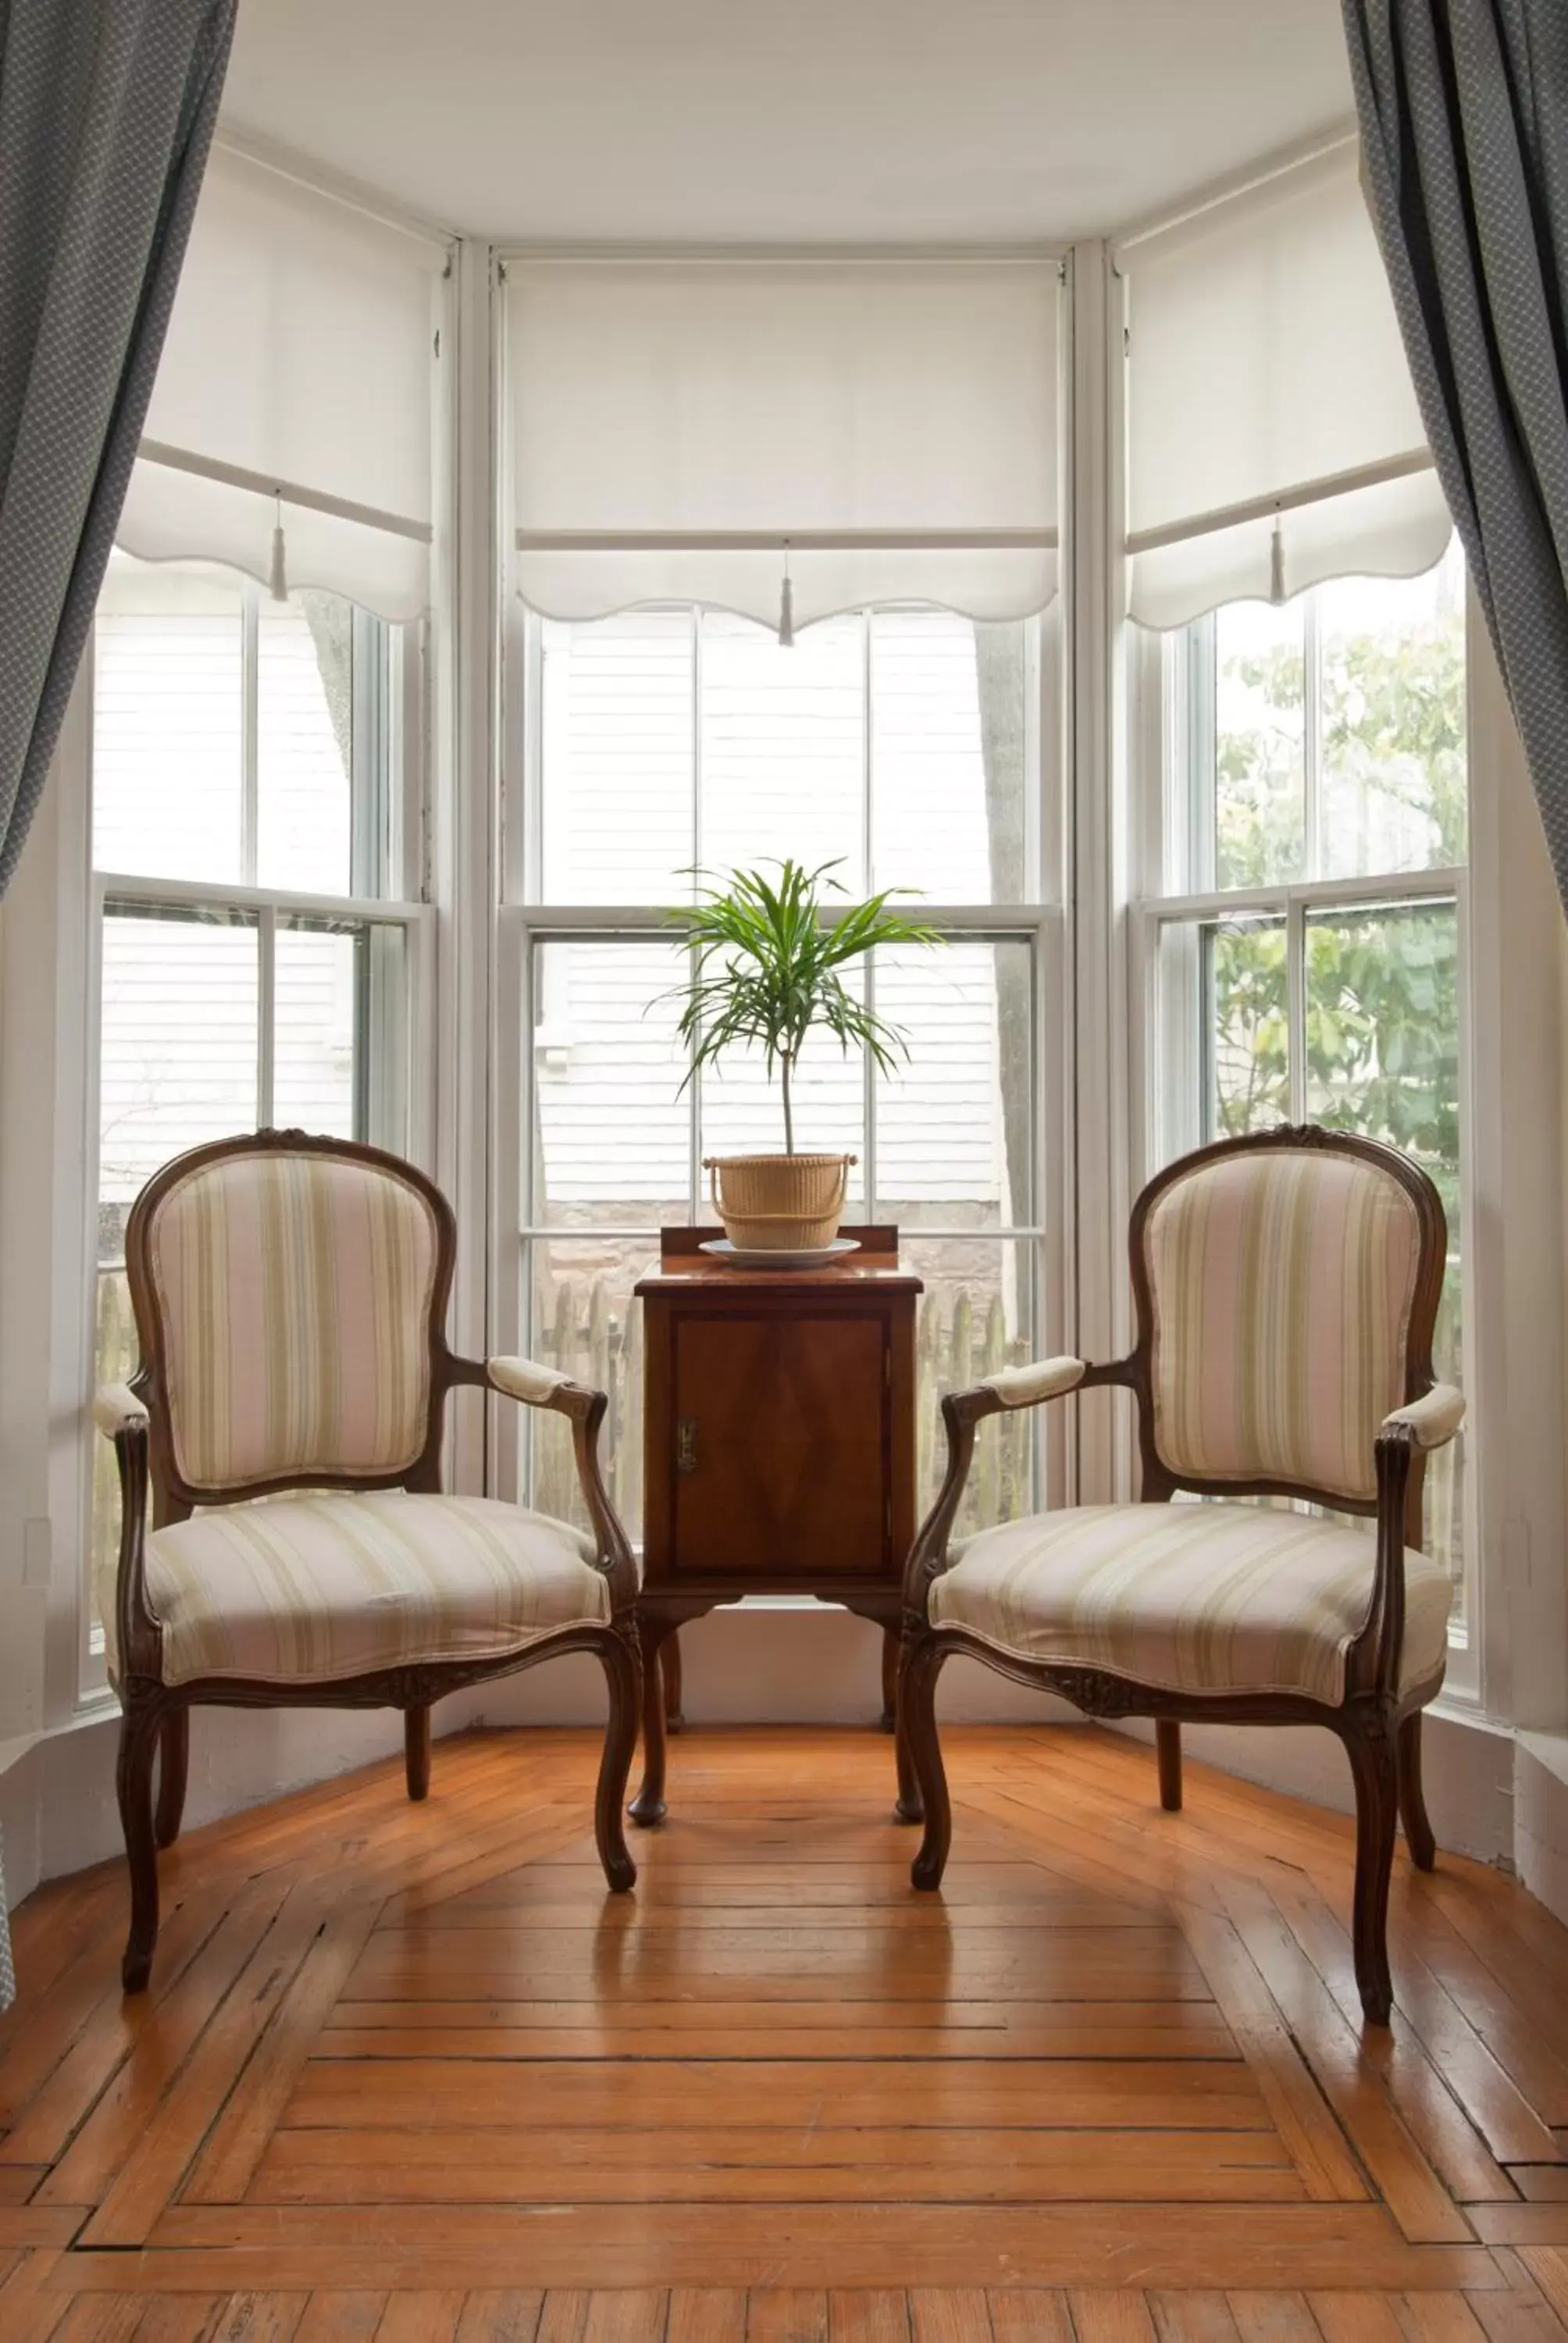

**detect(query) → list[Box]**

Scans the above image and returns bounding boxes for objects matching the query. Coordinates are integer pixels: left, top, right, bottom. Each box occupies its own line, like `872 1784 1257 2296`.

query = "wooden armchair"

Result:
899 1125 1462 2024
94 1130 642 1992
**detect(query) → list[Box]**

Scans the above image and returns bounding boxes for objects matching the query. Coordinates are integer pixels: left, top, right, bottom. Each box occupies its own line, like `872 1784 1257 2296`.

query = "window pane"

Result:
697 976 865 1198
533 939 691 1226
871 613 1028 903
700 612 864 886
258 591 373 897
273 917 408 1150
1158 915 1289 1161
1213 601 1306 889
526 1237 657 1542
94 557 244 884
905 1236 1037 1535
1318 545 1468 879
538 612 695 904
875 939 1033 1229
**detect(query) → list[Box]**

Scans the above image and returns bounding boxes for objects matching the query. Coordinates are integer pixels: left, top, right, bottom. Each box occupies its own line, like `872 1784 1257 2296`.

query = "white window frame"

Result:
70 596 437 1706
493 592 1071 1532
1122 576 1482 1695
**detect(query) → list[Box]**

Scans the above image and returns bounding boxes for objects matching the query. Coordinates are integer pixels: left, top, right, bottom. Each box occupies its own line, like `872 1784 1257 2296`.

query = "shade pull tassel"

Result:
778 544 794 648
1268 510 1286 606
269 494 288 602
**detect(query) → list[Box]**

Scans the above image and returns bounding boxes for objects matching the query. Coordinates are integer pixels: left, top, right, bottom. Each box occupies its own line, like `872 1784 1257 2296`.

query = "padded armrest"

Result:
94 1382 149 1439
979 1355 1086 1410
1382 1383 1466 1451
486 1355 570 1407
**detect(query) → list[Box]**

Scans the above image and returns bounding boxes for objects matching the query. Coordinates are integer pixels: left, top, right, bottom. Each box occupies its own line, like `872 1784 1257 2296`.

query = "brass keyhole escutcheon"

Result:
676 1418 699 1475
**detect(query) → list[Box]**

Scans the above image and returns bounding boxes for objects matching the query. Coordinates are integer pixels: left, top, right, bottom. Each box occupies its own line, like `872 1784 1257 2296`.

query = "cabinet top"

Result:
637 1225 923 1296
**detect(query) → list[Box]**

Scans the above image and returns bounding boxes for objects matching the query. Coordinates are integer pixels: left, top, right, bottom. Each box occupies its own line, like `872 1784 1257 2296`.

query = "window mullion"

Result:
1303 591 1322 883
257 900 276 1126
241 588 260 887
862 608 877 1217
1285 890 1307 1125
689 607 704 1221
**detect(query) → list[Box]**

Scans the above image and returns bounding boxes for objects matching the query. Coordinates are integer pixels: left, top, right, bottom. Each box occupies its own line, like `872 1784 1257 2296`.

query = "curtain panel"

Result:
0 0 236 900
1344 0 1568 911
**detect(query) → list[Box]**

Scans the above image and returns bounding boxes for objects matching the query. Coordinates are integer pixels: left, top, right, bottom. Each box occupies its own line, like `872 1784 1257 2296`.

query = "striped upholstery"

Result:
144 1151 440 1492
101 1492 609 1687
1144 1147 1423 1501
930 1502 1451 1705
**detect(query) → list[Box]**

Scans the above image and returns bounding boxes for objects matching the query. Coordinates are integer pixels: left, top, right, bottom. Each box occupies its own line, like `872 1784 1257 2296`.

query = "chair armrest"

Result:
1381 1383 1465 1451
94 1383 149 1439
978 1355 1086 1411
486 1356 570 1409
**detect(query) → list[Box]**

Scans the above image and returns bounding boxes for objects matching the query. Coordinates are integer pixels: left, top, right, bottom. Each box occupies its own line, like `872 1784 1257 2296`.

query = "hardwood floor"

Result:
5 1724 1568 2340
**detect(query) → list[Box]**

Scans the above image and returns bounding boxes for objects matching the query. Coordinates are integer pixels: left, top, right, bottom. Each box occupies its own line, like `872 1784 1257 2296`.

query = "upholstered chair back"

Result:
131 1140 446 1500
1138 1136 1437 1506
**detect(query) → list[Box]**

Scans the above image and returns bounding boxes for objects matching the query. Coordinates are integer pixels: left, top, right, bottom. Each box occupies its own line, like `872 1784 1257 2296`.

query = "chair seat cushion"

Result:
928 1503 1451 1706
133 1493 611 1688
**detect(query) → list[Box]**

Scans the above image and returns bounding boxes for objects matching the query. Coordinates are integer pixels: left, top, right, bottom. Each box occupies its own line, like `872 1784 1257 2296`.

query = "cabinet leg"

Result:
630 1623 672 1827
661 1633 685 1733
879 1625 898 1733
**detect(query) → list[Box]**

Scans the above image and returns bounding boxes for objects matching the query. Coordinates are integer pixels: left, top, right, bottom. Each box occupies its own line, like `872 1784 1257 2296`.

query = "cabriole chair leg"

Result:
117 1703 163 1994
595 1627 642 1892
1398 1710 1437 1871
404 1704 432 1801
155 1706 190 1849
1155 1719 1183 1813
1345 1702 1400 2025
901 1633 952 1891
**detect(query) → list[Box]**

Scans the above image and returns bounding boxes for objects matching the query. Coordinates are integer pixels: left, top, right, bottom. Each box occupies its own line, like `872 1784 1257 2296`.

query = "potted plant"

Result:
668 857 942 1252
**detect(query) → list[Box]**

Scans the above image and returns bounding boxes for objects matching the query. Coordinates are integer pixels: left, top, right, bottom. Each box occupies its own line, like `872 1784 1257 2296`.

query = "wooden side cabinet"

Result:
632 1225 922 1823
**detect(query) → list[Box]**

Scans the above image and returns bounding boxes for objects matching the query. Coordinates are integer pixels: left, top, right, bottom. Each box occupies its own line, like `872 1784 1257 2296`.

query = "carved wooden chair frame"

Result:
95 1129 643 1992
898 1124 1461 2025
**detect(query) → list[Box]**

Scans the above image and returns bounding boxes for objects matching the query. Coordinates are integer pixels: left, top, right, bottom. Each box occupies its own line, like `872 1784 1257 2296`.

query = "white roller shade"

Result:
507 259 1060 625
117 147 445 622
1121 144 1452 629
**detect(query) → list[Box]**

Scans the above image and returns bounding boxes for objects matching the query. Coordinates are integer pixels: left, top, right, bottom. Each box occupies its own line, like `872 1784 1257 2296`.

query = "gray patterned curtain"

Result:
0 0 236 2002
0 0 237 900
1343 1 1568 911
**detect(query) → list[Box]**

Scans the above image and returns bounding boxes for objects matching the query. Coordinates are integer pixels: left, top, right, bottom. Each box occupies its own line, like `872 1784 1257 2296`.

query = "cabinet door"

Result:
672 1312 888 1579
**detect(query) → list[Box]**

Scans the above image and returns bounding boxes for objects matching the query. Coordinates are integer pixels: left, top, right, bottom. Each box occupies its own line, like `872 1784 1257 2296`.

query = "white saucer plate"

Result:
699 1237 861 1271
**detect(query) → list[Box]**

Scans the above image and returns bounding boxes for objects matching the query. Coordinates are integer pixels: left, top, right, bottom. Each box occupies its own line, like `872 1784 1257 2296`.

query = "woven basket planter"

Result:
704 1153 855 1251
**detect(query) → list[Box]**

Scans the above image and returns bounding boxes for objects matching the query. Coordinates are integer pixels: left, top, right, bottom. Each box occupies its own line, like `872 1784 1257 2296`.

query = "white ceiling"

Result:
221 0 1354 247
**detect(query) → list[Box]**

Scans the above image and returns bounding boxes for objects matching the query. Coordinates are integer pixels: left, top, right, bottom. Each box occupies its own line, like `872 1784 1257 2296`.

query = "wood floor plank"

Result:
1308 2295 1407 2342
985 2291 1073 2343
80 1895 336 2248
1215 1877 1472 2245
127 2297 226 2342
826 2293 909 2343
1067 2291 1158 2341
182 1908 381 2208
1148 2293 1243 2341
746 2294 828 2343
376 2294 468 2342
904 2291 992 2343
1398 2302 1493 2343
1176 1905 1365 2202
247 2125 1302 2207
278 2061 1270 2134
47 2298 147 2343
289 2298 387 2343
205 2296 309 2341
1224 2299 1323 2343
665 2293 747 2343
